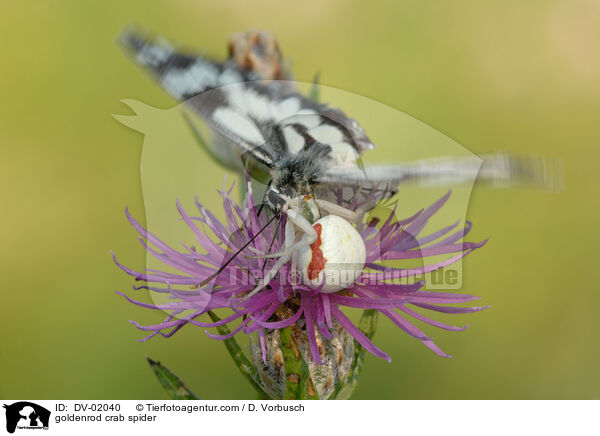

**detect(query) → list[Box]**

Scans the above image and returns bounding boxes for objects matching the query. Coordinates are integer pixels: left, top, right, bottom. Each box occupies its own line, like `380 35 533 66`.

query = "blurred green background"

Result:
1 0 598 400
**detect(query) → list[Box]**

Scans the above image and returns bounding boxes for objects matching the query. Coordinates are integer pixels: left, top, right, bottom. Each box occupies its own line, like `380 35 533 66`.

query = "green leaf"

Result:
207 311 270 399
308 72 321 103
146 357 199 400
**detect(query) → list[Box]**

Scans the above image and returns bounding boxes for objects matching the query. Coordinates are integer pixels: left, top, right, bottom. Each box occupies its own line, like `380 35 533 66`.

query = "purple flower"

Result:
114 178 488 363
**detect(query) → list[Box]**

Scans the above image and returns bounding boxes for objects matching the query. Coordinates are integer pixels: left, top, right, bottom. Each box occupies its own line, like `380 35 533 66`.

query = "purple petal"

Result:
399 306 469 331
416 220 460 246
380 240 487 260
411 302 491 314
322 294 333 329
302 294 323 364
204 317 251 340
379 309 433 341
330 305 391 362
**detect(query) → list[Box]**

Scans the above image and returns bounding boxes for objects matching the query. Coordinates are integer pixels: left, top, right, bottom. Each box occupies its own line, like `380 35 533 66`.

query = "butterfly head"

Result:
262 156 311 208
264 170 321 223
264 183 295 211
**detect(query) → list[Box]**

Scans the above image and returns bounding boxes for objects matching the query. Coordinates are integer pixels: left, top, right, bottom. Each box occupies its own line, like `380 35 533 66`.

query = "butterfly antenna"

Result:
198 210 278 288
256 202 265 218
261 213 283 273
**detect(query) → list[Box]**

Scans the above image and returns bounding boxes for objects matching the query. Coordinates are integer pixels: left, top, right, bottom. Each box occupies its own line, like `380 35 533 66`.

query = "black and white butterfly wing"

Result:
318 153 562 191
119 30 375 178
120 30 273 169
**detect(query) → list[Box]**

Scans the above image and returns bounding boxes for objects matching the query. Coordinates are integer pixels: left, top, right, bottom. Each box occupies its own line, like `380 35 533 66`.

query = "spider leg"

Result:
315 198 365 224
242 210 317 299
248 209 317 258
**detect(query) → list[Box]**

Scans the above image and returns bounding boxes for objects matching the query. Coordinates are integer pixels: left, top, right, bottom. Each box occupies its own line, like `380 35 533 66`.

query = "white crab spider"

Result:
246 196 366 298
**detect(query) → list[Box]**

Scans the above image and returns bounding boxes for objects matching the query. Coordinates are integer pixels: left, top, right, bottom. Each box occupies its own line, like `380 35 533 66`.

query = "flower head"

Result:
115 178 488 367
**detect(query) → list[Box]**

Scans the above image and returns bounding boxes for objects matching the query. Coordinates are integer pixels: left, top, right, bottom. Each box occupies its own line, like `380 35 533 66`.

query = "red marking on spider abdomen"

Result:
307 223 327 280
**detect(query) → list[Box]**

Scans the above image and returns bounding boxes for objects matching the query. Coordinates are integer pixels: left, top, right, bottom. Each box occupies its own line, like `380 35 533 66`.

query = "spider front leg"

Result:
243 208 317 299
314 198 366 224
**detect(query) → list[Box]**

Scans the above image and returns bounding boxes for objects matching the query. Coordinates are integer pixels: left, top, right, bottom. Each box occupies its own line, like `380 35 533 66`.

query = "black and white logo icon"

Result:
3 402 50 434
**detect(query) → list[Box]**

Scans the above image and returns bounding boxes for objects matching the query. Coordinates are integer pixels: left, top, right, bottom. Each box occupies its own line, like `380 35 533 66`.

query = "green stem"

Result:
207 311 270 399
279 327 319 399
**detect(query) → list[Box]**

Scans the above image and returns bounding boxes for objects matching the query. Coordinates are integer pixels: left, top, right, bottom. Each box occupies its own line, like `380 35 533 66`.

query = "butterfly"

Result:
119 28 559 296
